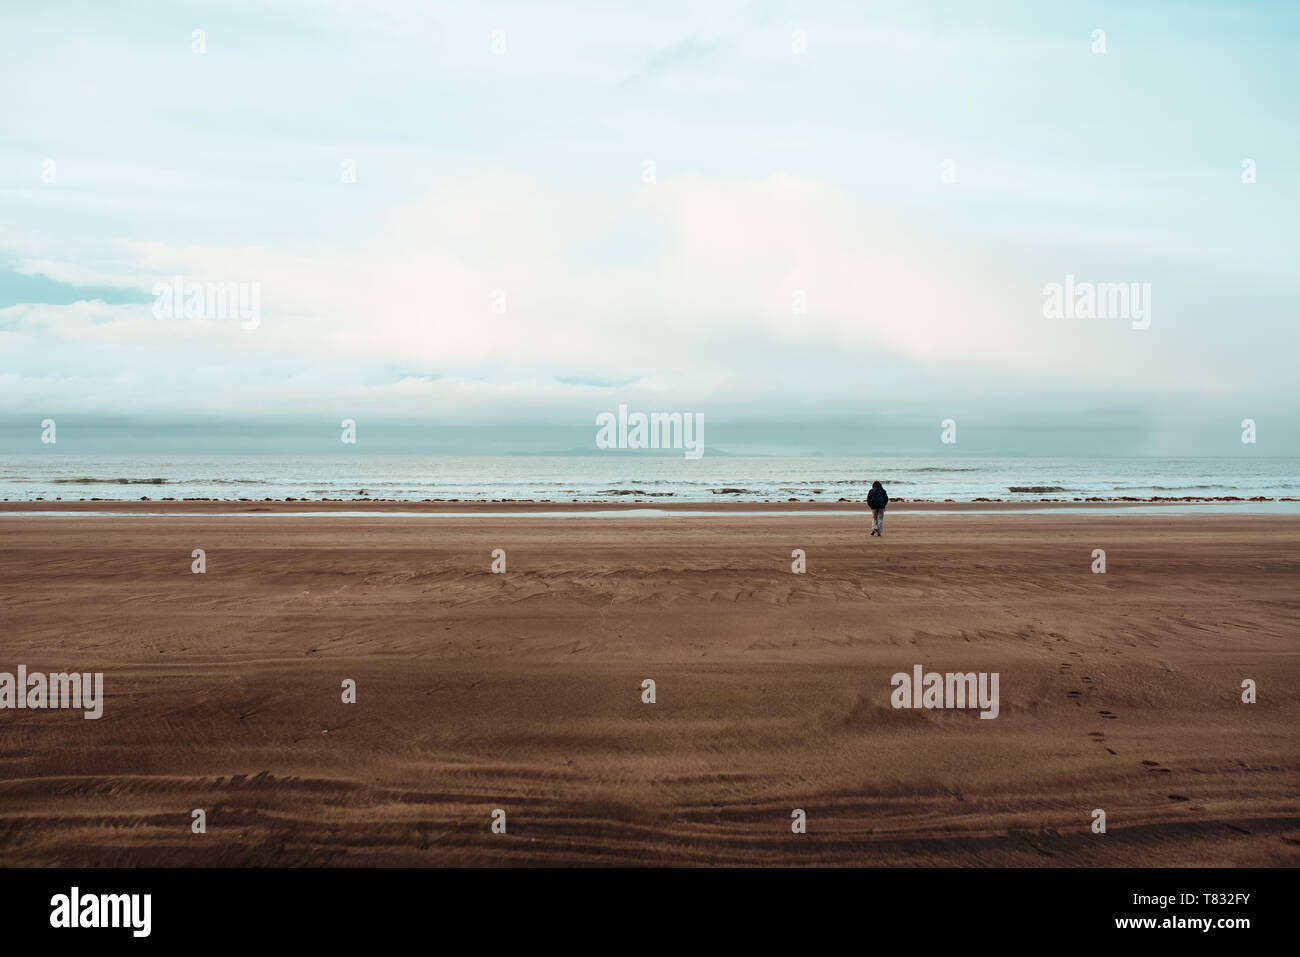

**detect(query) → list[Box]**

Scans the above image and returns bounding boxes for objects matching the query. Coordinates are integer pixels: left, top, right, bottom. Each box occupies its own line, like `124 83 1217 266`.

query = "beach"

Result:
1 503 1296 866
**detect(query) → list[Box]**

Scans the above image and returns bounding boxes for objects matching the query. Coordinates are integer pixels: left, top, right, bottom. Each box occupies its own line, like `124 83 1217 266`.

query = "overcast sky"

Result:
1 0 1296 454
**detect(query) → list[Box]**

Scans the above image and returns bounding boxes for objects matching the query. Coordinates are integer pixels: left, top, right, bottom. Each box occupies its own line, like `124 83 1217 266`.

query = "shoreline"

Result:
0 496 1296 515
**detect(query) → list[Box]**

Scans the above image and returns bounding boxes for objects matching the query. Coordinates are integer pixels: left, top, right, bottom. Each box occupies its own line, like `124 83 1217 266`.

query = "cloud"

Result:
1 167 1258 425
1 0 1295 444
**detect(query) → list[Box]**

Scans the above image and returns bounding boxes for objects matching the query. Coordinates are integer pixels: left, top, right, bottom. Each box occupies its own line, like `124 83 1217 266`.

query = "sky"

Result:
1 0 1297 455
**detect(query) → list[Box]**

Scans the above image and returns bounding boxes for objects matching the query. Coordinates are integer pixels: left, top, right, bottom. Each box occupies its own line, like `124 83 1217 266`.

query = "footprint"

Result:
1098 710 1118 720
1066 690 1083 698
1168 794 1190 802
1086 730 1116 754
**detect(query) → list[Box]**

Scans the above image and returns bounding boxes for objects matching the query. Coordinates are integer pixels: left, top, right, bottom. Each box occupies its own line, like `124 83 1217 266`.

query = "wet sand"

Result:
1 505 1297 866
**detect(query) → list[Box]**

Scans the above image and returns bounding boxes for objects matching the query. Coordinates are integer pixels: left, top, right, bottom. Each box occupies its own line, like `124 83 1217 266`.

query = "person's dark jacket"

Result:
867 485 888 510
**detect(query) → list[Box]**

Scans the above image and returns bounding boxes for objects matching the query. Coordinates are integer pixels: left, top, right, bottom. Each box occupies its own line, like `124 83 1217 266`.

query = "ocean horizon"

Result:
4 454 1296 504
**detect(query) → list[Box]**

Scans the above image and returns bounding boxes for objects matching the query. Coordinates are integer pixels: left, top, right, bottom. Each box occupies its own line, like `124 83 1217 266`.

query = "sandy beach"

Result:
1 503 1296 867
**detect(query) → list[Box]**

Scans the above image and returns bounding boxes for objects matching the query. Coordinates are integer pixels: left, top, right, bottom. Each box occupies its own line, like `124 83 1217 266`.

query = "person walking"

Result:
867 480 888 537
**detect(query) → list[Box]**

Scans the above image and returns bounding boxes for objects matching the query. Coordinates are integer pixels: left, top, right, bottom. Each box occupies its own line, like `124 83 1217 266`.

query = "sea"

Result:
2 455 1296 504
